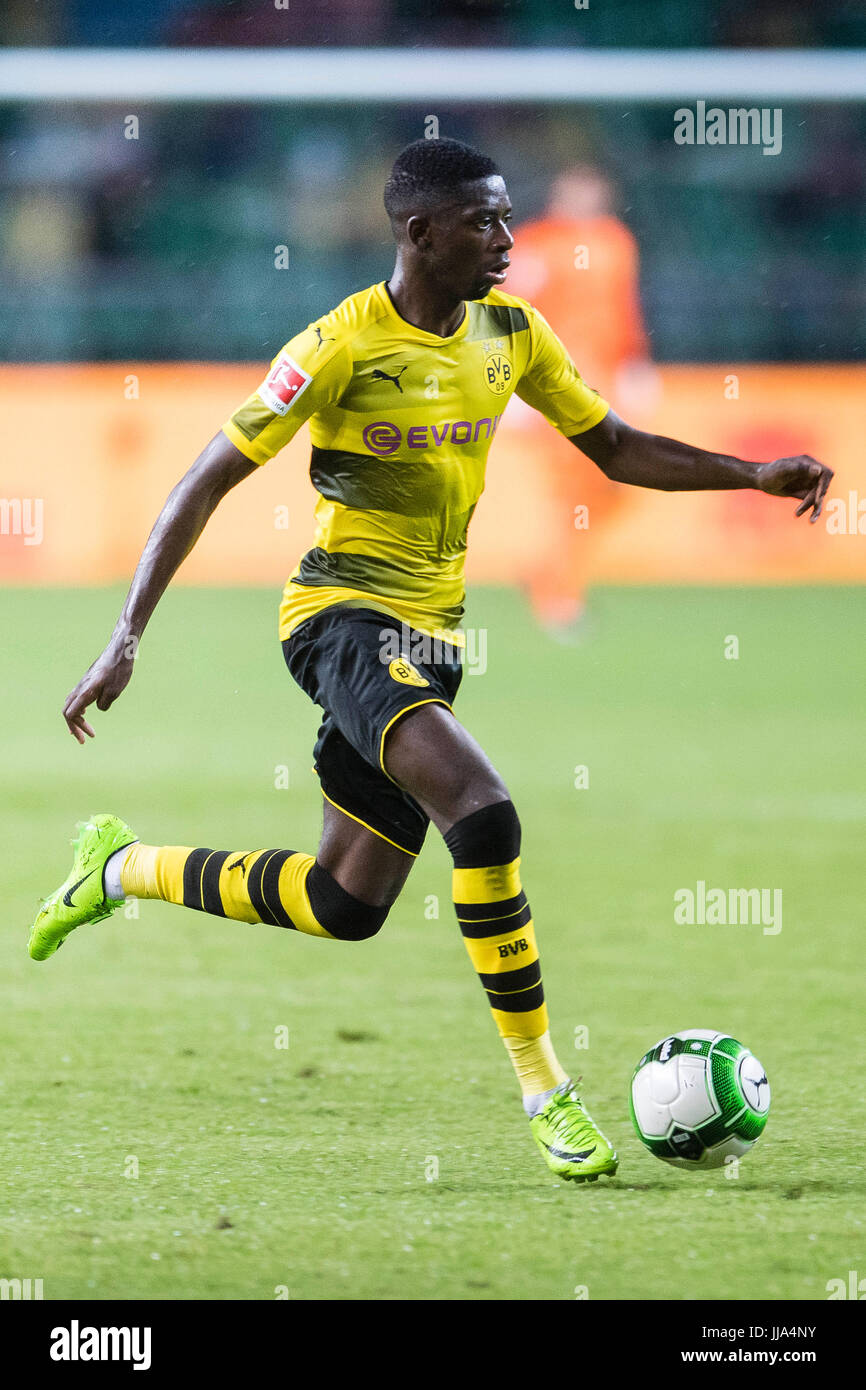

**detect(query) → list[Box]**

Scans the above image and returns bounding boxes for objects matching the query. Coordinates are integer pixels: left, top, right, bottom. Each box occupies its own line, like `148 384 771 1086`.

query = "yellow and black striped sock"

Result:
120 843 388 941
444 801 568 1100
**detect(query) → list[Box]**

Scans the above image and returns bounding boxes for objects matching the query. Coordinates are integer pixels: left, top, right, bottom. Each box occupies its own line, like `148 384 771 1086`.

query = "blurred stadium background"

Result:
2 0 865 601
1 3 865 1303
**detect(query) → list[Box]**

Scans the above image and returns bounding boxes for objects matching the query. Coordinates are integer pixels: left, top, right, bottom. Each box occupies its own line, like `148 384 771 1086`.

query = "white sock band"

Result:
103 843 137 902
522 1084 560 1118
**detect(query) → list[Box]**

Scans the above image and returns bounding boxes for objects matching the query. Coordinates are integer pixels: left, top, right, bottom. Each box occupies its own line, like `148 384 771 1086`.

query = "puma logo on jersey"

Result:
388 657 429 687
371 366 408 392
312 326 334 351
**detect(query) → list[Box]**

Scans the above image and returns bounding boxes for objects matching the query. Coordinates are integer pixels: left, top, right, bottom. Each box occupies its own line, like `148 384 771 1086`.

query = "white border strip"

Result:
2 48 865 102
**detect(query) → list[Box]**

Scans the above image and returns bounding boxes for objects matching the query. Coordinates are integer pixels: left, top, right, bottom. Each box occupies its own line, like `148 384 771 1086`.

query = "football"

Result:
630 1029 770 1169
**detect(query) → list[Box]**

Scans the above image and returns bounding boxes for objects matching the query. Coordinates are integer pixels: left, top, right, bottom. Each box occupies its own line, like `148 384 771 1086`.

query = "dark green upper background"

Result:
7 0 866 50
1 0 864 363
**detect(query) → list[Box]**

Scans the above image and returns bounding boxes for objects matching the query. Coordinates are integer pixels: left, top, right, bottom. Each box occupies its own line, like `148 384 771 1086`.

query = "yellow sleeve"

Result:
515 305 609 436
221 317 352 465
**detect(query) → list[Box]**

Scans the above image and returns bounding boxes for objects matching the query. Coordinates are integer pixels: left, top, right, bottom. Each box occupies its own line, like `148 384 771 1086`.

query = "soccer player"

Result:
30 139 832 1184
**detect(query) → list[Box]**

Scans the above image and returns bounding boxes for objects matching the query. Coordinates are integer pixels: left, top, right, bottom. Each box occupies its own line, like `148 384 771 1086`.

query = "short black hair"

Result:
384 138 500 229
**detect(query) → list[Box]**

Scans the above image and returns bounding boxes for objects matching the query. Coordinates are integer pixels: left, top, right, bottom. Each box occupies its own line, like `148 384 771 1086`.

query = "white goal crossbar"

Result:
2 47 865 103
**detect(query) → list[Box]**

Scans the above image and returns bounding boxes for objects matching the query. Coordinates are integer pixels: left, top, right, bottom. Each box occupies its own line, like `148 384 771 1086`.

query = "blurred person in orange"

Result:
507 164 658 635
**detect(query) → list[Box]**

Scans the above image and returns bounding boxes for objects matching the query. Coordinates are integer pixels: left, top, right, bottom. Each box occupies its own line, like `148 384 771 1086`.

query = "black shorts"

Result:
283 606 464 856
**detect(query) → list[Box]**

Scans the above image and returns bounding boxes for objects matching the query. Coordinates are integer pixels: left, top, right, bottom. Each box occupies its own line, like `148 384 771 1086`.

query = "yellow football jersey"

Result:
222 281 608 643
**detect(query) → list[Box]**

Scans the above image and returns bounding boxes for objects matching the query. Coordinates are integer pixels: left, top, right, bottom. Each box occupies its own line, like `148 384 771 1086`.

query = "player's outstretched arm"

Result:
572 408 833 521
63 432 256 744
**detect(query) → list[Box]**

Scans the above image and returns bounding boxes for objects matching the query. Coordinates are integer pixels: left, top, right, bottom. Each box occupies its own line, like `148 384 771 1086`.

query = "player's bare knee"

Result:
307 862 390 941
443 768 511 827
423 740 509 823
386 704 508 819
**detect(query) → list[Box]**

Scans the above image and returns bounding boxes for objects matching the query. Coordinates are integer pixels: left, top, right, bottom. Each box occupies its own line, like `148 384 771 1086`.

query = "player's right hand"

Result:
63 635 139 744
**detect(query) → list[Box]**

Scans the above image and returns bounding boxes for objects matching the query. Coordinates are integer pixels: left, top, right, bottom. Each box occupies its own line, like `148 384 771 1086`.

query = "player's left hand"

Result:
756 455 834 523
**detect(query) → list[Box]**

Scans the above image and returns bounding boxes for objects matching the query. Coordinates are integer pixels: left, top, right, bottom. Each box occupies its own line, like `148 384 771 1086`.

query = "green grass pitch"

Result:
1 583 864 1300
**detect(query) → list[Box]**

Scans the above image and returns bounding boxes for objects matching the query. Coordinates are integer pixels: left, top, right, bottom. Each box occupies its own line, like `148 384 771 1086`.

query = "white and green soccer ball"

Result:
630 1029 770 1169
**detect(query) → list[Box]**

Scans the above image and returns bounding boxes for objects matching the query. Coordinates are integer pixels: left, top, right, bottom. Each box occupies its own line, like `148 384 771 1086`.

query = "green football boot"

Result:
530 1079 619 1183
28 814 138 961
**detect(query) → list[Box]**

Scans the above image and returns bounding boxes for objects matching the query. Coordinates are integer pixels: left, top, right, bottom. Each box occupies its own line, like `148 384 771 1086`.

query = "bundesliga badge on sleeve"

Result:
258 351 313 416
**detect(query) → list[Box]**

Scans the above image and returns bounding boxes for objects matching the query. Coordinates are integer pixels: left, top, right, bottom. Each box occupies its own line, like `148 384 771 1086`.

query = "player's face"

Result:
429 176 514 300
